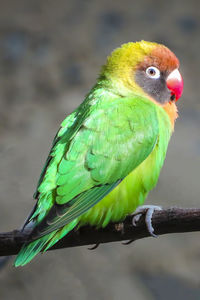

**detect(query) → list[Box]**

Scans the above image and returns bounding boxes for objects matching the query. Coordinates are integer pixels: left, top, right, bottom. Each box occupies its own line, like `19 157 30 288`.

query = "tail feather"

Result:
14 233 54 267
42 219 78 252
14 220 78 267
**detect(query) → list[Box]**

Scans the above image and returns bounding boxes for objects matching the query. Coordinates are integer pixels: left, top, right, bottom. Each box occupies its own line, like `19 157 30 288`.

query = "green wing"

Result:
31 180 121 238
28 94 159 240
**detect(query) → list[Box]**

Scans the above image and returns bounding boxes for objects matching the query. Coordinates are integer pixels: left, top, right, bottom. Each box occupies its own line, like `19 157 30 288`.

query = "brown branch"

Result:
1 207 200 256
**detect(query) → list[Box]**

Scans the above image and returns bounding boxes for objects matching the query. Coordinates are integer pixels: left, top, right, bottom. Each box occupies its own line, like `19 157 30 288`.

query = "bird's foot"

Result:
132 205 162 237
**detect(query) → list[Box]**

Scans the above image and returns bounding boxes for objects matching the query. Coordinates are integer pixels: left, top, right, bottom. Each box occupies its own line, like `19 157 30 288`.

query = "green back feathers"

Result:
15 93 162 266
33 94 159 227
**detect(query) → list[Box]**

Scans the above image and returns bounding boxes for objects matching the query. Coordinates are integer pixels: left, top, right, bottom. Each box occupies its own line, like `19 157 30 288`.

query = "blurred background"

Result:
0 0 200 299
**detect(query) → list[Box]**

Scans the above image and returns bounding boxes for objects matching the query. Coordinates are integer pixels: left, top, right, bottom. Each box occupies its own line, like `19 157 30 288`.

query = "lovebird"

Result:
15 41 183 266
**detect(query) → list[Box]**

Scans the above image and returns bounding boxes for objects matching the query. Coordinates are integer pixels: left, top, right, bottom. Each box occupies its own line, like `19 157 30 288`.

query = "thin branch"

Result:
1 207 200 256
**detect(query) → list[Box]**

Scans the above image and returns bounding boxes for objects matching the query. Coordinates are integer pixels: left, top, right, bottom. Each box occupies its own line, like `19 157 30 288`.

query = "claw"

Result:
88 243 100 250
122 240 134 245
132 213 142 226
132 205 162 237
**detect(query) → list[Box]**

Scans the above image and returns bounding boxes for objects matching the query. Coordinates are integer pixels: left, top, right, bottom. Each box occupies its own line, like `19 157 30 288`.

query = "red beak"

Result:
166 69 184 101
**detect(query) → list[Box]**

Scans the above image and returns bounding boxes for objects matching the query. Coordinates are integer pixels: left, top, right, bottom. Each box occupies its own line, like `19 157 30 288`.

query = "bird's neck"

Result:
94 78 178 130
96 75 141 98
162 101 178 130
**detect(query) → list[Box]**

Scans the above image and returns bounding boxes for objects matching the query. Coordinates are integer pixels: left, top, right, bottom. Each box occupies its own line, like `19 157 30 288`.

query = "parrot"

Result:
14 40 183 267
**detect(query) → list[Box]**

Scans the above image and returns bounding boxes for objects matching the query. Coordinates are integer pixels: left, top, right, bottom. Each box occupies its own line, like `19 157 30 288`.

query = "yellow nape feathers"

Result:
100 41 162 96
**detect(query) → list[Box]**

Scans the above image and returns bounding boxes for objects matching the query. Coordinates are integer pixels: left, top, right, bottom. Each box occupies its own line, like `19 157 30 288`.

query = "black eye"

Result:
146 66 160 79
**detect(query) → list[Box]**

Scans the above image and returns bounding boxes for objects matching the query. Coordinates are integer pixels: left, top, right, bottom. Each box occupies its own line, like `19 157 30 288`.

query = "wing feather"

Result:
27 95 159 239
30 180 121 239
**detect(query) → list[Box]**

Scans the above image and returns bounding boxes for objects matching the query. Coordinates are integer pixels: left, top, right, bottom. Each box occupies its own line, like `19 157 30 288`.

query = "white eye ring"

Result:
146 66 160 79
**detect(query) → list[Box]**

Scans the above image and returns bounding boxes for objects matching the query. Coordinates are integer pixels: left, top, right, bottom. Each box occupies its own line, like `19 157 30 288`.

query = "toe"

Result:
132 213 142 226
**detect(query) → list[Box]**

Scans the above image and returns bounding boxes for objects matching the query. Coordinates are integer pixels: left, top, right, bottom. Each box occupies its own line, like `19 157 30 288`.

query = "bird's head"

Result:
101 41 183 105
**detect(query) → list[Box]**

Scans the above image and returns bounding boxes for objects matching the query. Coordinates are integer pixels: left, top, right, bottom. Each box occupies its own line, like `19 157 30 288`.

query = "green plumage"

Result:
15 42 174 267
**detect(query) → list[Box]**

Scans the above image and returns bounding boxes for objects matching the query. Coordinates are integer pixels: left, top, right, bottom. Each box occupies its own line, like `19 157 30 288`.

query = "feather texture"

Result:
15 41 178 266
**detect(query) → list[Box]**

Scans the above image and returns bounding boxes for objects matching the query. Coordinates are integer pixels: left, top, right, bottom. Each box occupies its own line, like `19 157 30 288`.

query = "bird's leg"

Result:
132 205 162 237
